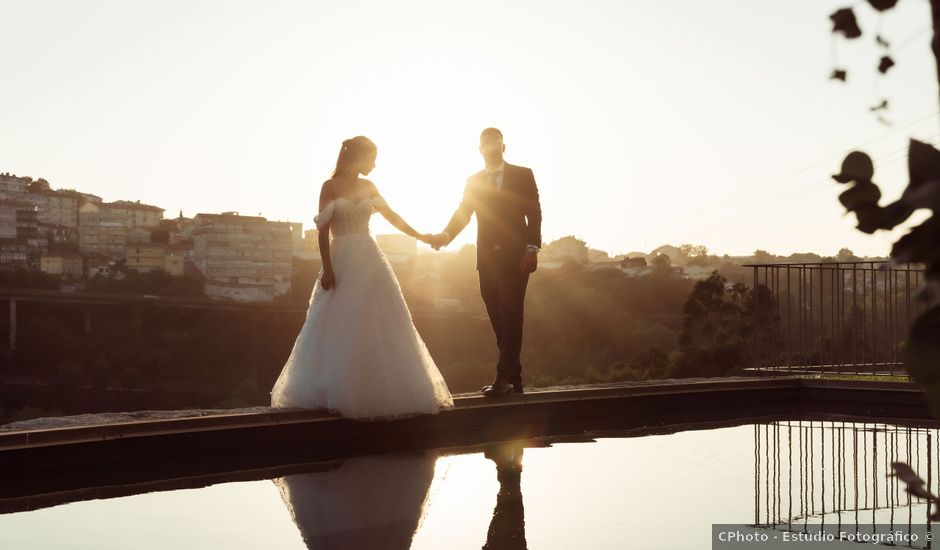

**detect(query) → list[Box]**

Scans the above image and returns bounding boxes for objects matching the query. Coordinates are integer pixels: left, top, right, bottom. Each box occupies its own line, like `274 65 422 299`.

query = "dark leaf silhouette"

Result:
891 462 940 520
878 200 916 230
855 206 888 233
867 0 899 12
903 306 940 398
908 139 940 191
878 55 895 74
830 69 847 81
892 462 935 500
869 99 889 112
824 3 940 420
892 217 940 263
838 182 881 211
830 8 862 39
831 141 940 404
832 151 874 184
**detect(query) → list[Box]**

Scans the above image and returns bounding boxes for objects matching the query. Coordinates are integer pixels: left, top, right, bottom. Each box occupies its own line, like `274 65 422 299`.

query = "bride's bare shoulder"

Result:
318 179 339 206
355 178 381 196
320 177 338 194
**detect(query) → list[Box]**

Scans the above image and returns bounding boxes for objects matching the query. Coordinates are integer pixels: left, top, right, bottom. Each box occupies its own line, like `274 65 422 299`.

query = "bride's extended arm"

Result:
377 204 423 240
369 183 430 242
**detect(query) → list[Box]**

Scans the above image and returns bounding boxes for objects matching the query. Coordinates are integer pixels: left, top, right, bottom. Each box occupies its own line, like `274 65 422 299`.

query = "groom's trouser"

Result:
478 252 530 384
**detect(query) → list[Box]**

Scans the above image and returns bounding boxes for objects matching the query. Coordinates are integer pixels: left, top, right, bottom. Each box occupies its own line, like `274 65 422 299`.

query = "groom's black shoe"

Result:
481 379 524 394
481 376 502 393
482 380 514 397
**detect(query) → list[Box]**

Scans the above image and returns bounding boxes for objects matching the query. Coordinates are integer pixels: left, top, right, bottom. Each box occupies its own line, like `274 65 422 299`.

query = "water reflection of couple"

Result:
272 442 528 550
269 128 543 419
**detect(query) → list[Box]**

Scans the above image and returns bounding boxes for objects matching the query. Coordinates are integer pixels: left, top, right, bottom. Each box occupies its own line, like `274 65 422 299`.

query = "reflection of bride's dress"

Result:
270 195 454 420
273 452 438 550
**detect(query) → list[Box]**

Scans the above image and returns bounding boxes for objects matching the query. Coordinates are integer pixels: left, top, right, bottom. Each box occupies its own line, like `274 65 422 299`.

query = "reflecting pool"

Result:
1 420 937 549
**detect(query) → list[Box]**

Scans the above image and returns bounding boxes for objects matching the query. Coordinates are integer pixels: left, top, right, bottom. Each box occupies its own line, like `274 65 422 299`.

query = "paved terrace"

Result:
0 376 935 514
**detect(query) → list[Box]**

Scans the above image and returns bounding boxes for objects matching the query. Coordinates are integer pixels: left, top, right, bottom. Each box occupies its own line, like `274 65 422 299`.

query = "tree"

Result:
671 273 746 377
826 0 940 416
752 250 775 263
629 346 669 379
679 244 710 267
27 178 50 193
679 244 708 259
542 236 589 263
786 251 823 263
651 253 674 277
670 272 778 378
836 248 859 262
150 229 170 244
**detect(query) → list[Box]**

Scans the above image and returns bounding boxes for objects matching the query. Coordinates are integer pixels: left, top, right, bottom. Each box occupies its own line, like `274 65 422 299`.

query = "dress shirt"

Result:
441 162 539 253
485 162 505 191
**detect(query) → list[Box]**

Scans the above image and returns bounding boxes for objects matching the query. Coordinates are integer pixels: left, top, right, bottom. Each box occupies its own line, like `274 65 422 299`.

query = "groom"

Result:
431 128 542 397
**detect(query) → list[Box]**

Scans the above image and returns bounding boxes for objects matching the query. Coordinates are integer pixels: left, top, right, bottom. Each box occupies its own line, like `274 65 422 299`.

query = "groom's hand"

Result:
430 233 448 250
519 250 538 274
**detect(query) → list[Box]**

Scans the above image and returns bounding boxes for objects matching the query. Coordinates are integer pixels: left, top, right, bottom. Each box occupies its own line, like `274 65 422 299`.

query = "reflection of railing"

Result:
755 421 937 538
745 262 927 376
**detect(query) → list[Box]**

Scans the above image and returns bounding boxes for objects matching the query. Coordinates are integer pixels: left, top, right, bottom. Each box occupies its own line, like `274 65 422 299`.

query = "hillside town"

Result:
0 172 873 304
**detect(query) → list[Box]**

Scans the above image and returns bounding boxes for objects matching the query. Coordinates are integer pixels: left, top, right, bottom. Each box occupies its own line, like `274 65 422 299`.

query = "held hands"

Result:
419 233 449 250
431 233 449 250
418 233 436 246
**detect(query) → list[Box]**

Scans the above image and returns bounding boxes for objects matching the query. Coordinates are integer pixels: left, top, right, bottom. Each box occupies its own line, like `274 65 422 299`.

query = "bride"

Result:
270 136 455 420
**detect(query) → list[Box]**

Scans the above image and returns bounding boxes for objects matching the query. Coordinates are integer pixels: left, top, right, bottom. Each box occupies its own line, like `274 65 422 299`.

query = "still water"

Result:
0 420 936 549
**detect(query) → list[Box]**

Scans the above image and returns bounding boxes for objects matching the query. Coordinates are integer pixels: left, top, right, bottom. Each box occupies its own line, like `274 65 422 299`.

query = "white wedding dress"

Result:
270 195 455 420
272 451 438 549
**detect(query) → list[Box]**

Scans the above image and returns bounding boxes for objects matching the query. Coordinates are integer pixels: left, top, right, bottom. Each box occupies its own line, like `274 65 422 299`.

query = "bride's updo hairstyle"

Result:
332 136 377 177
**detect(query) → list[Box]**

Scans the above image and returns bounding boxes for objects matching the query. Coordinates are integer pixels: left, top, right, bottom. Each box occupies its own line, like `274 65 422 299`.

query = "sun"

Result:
354 100 490 245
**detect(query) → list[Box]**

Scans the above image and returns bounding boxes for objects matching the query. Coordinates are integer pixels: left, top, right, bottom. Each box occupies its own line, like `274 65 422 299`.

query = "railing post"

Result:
786 267 792 375
741 261 923 378
870 263 877 375
852 264 858 375
818 265 824 375
774 266 780 374
800 266 805 373
754 266 759 372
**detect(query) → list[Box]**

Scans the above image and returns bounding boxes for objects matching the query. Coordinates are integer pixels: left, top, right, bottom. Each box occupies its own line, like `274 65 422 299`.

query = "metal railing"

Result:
755 420 938 537
745 262 927 377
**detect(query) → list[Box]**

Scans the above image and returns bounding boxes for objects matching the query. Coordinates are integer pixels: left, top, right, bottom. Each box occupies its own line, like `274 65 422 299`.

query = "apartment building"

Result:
192 212 293 302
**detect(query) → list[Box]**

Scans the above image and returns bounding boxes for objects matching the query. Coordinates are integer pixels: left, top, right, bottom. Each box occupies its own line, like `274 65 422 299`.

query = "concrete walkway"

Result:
0 376 935 514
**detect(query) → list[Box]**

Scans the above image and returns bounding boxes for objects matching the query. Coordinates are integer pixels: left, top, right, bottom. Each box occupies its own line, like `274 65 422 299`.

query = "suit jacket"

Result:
443 162 542 270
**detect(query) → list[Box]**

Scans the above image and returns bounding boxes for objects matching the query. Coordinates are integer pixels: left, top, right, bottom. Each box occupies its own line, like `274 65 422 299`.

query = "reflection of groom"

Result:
431 128 542 397
483 442 527 549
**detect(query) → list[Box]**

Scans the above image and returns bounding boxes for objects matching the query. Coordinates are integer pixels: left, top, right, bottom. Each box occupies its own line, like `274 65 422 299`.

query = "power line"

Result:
678 143 927 242
642 111 940 242
668 138 935 244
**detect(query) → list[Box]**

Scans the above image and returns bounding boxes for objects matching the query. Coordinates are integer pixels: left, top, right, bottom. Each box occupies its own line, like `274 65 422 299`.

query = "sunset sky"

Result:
1 0 936 257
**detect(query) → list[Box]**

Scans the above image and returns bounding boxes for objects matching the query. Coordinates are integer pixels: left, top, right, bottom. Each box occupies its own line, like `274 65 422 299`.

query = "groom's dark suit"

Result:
443 162 542 389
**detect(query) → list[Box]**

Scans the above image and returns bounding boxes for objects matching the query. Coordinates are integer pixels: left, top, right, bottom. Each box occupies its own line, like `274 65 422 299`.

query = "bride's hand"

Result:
321 269 336 290
418 233 434 244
